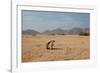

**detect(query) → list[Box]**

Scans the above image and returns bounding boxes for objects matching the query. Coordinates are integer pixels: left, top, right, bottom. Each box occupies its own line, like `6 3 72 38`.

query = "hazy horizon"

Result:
22 10 90 32
22 27 89 33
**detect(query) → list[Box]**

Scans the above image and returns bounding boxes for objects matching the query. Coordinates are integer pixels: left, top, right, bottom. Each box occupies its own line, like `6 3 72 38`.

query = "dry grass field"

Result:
22 35 90 62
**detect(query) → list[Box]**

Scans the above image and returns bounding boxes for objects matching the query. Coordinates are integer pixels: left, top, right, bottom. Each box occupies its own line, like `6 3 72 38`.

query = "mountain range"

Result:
22 27 90 35
22 29 40 35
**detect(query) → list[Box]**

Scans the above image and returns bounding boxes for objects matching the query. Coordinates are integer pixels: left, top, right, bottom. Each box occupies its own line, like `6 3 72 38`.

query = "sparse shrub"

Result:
79 32 89 36
60 33 65 35
51 33 56 35
31 34 36 36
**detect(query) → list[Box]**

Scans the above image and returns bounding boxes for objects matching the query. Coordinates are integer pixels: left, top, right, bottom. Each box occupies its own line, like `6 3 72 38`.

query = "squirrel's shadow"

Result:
47 48 62 50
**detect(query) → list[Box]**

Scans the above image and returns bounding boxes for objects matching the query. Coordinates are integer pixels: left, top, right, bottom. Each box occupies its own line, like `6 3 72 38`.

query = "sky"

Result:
22 10 90 32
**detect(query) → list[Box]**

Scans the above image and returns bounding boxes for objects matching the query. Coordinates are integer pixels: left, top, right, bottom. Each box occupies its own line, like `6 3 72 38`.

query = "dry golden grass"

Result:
22 35 90 62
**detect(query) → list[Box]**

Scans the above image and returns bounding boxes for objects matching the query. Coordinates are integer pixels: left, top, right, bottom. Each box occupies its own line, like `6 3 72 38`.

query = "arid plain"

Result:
22 34 90 62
